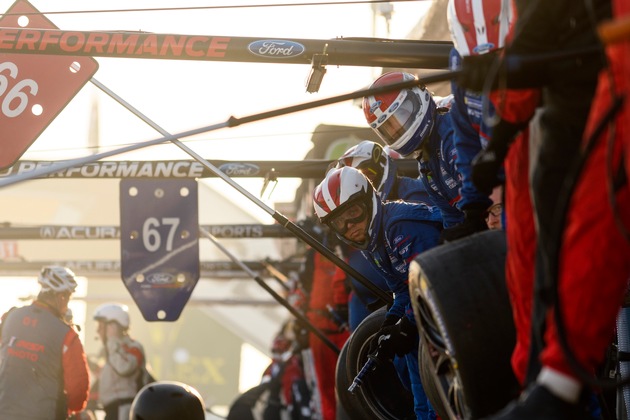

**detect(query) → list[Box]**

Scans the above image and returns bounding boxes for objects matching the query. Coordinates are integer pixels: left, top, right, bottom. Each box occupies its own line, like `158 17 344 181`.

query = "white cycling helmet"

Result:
38 266 78 294
93 303 130 329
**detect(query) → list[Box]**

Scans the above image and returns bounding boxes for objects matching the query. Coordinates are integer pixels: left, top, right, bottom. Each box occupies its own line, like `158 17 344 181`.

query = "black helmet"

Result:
129 381 206 420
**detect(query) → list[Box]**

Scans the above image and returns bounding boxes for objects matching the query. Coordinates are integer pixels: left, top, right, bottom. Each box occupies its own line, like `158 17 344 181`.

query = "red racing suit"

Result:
500 89 539 385
489 0 612 385
305 250 350 420
0 302 90 419
543 0 630 379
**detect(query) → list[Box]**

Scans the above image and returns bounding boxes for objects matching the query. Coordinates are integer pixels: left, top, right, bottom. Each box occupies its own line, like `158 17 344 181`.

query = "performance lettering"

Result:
0 29 229 59
0 161 205 178
107 33 138 54
0 29 18 49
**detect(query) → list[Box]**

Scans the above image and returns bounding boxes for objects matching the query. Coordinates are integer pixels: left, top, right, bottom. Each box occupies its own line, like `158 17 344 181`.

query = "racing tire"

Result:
343 307 415 420
336 340 372 419
409 229 520 419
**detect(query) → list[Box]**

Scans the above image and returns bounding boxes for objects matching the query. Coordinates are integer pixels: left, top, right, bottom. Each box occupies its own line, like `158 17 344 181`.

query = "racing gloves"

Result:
472 118 524 195
457 49 503 92
370 316 419 360
439 204 489 243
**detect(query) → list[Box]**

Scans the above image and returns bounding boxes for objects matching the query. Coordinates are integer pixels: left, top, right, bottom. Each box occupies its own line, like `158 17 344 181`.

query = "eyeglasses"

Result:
328 202 368 235
486 204 503 219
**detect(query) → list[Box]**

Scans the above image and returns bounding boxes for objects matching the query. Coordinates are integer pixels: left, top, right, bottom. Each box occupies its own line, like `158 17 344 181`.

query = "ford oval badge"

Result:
248 40 305 58
219 163 260 176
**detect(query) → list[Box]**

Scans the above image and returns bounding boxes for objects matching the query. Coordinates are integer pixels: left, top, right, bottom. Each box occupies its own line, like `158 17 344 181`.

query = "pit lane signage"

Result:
120 179 200 321
0 0 98 169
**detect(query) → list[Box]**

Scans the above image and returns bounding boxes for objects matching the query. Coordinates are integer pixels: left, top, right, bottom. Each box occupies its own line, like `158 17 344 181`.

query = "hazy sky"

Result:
3 0 433 218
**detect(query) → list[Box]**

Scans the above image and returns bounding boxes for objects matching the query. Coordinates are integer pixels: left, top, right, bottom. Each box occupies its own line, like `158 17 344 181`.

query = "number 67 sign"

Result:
120 179 200 321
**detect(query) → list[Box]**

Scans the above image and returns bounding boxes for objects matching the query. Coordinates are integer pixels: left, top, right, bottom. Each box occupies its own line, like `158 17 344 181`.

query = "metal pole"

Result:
200 228 340 355
89 76 401 305
0 70 456 189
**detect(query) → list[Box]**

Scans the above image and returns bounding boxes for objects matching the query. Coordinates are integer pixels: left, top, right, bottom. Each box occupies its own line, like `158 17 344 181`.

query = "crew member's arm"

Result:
106 336 143 377
62 329 89 414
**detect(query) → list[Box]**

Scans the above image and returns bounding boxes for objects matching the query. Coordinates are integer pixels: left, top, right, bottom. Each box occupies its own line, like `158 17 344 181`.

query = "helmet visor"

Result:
327 202 368 236
375 92 421 147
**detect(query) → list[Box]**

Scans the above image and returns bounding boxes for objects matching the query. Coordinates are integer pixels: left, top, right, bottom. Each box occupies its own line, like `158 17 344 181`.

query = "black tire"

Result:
409 229 520 419
344 307 415 420
336 340 372 420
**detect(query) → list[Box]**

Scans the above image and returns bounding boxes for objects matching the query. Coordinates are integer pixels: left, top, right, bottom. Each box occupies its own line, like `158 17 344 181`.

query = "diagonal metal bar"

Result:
200 228 340 354
88 76 395 305
0 70 456 190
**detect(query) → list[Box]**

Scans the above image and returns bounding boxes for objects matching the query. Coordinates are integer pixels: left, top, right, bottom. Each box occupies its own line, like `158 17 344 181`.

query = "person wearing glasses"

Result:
313 166 443 420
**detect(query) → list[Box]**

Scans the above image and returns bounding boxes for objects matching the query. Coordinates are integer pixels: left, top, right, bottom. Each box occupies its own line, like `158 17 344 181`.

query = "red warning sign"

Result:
0 0 98 169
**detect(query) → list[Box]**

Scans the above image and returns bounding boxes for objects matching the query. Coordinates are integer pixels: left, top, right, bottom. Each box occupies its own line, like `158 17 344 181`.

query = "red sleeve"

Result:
490 88 541 125
62 330 90 413
331 264 350 307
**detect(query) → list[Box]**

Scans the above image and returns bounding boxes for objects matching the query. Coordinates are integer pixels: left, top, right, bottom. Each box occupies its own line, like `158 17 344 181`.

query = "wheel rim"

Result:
355 336 415 420
411 275 469 419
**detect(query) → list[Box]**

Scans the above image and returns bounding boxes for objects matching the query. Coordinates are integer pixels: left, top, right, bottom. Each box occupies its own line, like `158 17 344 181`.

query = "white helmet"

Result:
363 72 437 157
313 166 381 250
38 266 78 294
336 141 395 197
447 0 512 57
93 303 130 329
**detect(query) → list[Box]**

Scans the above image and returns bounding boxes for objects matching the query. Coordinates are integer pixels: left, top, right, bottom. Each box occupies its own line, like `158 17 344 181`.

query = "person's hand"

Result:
471 119 524 195
368 315 399 358
471 144 507 196
393 316 419 357
439 205 489 243
457 50 502 92
369 316 419 360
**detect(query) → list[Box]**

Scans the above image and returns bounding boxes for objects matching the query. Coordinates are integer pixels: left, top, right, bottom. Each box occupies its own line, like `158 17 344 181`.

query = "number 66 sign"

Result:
0 0 98 169
120 179 200 321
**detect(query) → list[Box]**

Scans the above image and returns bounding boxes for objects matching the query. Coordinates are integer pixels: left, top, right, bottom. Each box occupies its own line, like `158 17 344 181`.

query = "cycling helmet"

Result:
93 303 130 329
336 141 397 199
38 266 78 294
447 0 512 56
129 381 206 420
313 166 381 250
363 72 436 157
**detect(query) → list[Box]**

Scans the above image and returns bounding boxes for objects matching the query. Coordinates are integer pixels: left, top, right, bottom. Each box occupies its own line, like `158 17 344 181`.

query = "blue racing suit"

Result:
393 176 433 206
416 111 465 228
449 48 494 211
348 165 440 330
363 200 442 420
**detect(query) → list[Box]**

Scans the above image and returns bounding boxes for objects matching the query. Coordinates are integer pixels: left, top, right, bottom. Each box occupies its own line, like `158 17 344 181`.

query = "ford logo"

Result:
219 163 260 176
147 272 175 284
248 40 305 58
473 43 495 55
